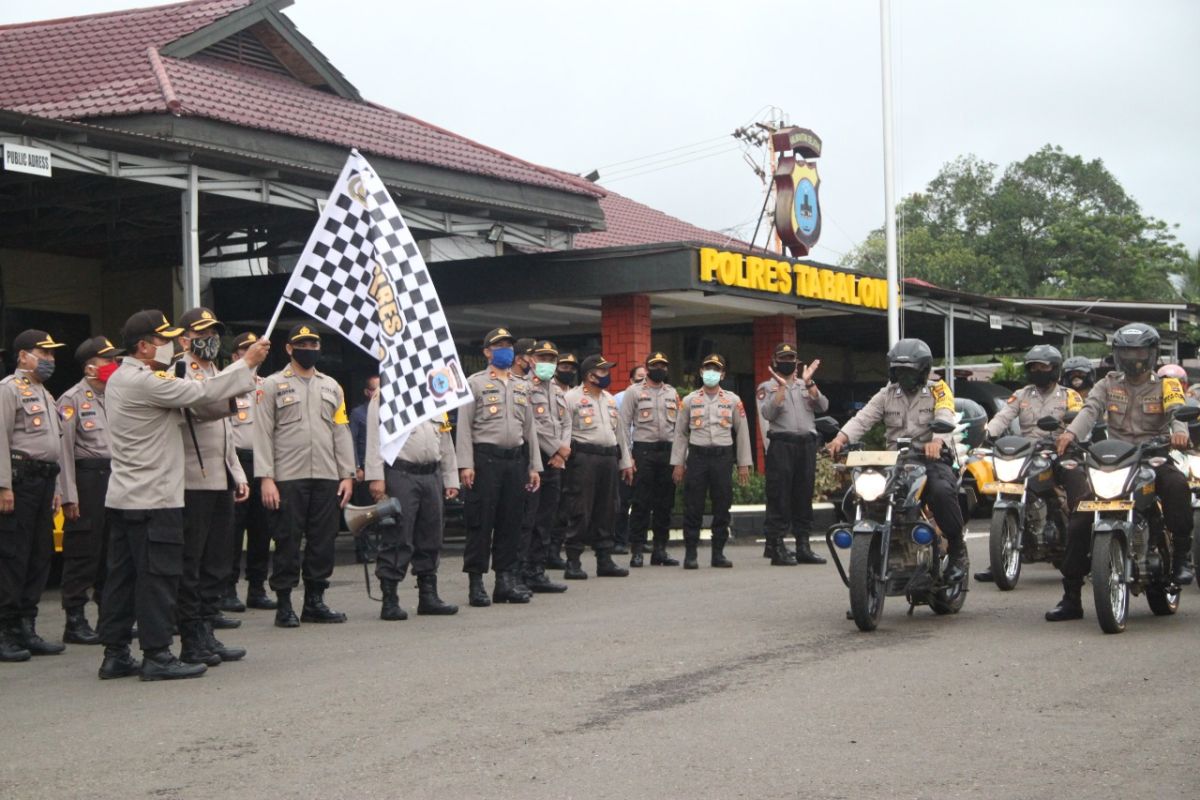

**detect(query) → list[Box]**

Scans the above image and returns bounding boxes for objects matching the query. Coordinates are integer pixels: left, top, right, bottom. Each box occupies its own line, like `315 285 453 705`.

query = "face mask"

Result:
1068 375 1088 390
190 336 221 361
534 362 557 382
701 370 722 388
591 373 612 390
1028 369 1057 388
555 369 577 387
96 363 119 383
894 369 924 393
33 357 55 382
647 367 669 384
292 349 320 370
151 341 175 367
490 347 515 370
774 361 797 376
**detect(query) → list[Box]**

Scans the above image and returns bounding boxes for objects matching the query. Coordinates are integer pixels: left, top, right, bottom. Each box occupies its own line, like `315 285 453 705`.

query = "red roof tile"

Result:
0 0 601 198
574 188 753 250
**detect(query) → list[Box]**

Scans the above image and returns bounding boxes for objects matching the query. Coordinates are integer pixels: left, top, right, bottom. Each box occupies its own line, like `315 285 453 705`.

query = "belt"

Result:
632 440 672 452
474 443 524 460
768 431 815 444
11 454 60 479
688 445 732 458
75 457 111 471
388 461 439 475
572 441 619 457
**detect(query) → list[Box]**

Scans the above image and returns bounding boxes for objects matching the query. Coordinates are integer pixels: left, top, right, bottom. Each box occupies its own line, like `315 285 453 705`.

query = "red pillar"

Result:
752 314 797 471
601 294 652 393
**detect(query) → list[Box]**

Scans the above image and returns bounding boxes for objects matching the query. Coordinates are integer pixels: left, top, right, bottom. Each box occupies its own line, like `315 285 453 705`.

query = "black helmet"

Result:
1061 356 1095 390
1111 324 1160 379
1024 344 1062 388
887 338 933 392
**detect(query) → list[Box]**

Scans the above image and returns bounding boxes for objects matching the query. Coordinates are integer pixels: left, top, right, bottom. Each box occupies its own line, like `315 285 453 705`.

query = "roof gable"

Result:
575 189 751 250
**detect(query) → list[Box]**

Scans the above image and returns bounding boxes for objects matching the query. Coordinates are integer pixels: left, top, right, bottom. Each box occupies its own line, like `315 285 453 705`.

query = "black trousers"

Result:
231 449 270 587
629 442 674 549
527 466 562 570
763 435 817 545
1056 464 1093 582
560 451 619 557
97 507 184 652
923 460 964 543
462 449 527 575
61 463 111 610
376 465 444 582
0 473 56 624
683 448 733 545
1155 462 1194 545
180 489 235 624
614 474 633 548
268 479 339 592
519 461 542 569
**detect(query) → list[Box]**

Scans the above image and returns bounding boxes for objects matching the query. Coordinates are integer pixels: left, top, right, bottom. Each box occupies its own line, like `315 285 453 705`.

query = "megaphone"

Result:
345 497 402 536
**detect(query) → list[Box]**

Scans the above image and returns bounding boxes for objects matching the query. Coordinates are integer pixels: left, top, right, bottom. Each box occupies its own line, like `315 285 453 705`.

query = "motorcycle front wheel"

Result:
1092 532 1129 634
988 508 1022 591
848 534 885 632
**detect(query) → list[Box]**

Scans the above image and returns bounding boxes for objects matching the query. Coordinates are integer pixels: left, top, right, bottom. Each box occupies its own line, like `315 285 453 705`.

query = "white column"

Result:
880 0 900 347
181 164 200 310
944 305 956 391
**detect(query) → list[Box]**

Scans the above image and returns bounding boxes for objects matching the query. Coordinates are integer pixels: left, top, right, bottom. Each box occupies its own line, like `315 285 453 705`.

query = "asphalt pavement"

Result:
2 527 1197 800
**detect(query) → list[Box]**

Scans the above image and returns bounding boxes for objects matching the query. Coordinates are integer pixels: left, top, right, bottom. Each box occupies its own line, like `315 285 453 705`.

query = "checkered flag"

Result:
277 150 472 462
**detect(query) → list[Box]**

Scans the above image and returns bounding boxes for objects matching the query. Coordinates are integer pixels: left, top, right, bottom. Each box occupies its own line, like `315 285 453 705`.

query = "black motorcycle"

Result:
827 420 968 632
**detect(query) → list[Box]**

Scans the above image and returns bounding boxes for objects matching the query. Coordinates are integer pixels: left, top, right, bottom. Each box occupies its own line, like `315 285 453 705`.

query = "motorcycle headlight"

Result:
992 457 1026 483
854 470 888 502
1088 467 1132 500
1188 454 1200 480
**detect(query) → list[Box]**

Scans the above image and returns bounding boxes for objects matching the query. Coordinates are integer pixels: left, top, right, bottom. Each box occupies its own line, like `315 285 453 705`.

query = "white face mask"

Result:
152 340 175 367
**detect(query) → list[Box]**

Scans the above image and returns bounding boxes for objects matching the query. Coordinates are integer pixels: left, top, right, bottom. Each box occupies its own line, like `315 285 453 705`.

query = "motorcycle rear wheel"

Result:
988 508 1022 591
848 534 885 632
930 554 968 615
1091 532 1129 634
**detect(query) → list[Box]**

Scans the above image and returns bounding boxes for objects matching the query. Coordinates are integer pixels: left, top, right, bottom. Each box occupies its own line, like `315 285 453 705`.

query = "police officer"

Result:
0 330 67 663
97 310 268 681
612 364 646 556
559 353 633 579
827 339 968 583
757 343 828 566
544 352 578 570
456 328 542 606
57 336 121 646
175 307 248 666
670 354 753 569
520 340 569 593
255 324 355 627
974 345 1088 591
1061 356 1096 399
226 332 275 611
1059 324 1194 598
364 394 460 619
620 352 680 568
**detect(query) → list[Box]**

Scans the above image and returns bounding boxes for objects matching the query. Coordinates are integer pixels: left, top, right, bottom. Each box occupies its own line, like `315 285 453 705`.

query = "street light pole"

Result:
880 0 900 347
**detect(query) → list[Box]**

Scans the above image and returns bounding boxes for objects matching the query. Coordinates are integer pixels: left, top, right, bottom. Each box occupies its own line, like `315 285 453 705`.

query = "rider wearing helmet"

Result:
1059 324 1194 597
827 339 967 582
1061 356 1097 399
977 346 1088 588
1157 363 1189 391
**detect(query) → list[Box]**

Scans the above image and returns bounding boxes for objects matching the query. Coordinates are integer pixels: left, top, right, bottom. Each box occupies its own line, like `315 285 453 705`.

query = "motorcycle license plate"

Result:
1077 500 1133 512
983 481 1025 495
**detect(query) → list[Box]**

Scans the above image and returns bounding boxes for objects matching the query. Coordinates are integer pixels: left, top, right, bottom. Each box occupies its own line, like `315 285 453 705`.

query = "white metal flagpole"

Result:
880 0 900 347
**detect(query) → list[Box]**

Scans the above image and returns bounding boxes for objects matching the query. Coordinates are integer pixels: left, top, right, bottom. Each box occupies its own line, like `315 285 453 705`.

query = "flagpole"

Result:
880 0 900 348
263 297 286 341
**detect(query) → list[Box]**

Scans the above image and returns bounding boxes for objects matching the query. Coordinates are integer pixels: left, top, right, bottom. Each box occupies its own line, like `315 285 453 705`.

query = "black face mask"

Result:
894 368 924 393
647 367 669 384
774 361 797 376
292 349 320 370
555 369 577 387
1027 368 1058 388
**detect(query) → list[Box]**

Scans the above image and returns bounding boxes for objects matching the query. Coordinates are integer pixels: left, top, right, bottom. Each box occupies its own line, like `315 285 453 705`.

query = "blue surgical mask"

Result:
490 347 515 369
593 373 612 390
701 370 722 388
534 362 556 381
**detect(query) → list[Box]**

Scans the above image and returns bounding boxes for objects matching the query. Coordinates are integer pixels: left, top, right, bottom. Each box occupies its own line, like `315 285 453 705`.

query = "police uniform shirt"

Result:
363 394 458 488
840 379 957 450
57 378 110 505
670 388 754 467
563 385 633 470
253 367 355 482
756 377 829 437
180 353 246 491
230 376 263 452
619 382 680 444
0 370 65 490
528 376 569 458
985 384 1083 440
105 358 257 510
1067 372 1186 445
454 368 543 472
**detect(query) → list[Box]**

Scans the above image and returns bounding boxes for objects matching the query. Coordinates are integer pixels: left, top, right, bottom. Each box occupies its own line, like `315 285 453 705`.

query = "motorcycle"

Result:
982 416 1066 590
826 419 968 632
1065 404 1199 634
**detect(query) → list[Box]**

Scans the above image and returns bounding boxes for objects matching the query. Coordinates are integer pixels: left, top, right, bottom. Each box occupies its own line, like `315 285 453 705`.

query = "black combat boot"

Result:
1173 538 1195 585
612 543 630 555
179 621 221 667
380 579 407 621
524 568 568 594
710 533 733 568
596 551 629 577
769 539 798 566
301 588 348 623
63 606 101 645
0 622 31 662
563 557 588 580
468 573 492 607
545 543 568 571
511 567 533 598
793 535 827 565
97 645 140 680
246 583 278 610
493 571 532 604
683 543 699 570
943 538 968 585
204 620 246 661
140 648 206 681
17 617 65 656
974 567 995 582
1045 578 1084 621
274 590 300 628
650 542 680 567
209 612 241 630
416 574 458 615
217 586 246 613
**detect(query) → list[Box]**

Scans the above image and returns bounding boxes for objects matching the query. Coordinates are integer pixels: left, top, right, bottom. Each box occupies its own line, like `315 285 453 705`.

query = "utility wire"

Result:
600 140 742 179
601 145 744 184
592 134 732 171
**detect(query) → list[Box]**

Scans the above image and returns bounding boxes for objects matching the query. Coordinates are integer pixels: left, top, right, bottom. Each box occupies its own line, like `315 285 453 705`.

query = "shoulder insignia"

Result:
1162 377 1185 409
332 400 349 425
62 406 75 420
1066 388 1083 412
154 370 175 380
930 379 955 412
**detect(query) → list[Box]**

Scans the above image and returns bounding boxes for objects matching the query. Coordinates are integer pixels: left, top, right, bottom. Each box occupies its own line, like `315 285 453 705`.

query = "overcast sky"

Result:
6 0 1198 265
